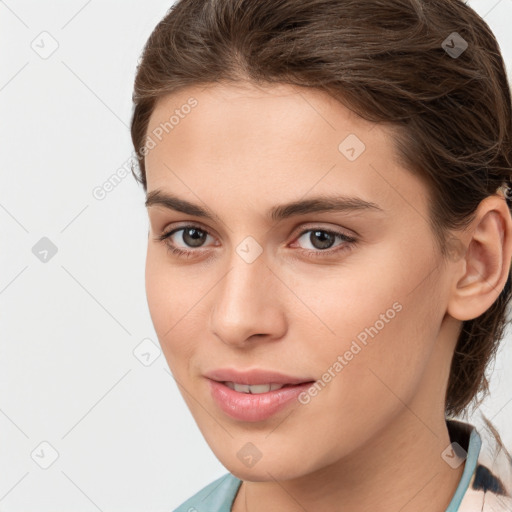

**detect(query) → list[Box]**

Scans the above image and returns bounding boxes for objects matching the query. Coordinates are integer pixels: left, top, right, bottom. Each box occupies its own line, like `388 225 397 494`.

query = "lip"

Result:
204 367 315 386
207 379 316 422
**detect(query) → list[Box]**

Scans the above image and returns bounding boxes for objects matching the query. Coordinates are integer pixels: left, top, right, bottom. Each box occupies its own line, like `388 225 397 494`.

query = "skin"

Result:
143 82 512 512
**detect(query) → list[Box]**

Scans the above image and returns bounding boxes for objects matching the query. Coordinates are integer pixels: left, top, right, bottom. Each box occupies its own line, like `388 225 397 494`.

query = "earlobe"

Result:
447 196 512 322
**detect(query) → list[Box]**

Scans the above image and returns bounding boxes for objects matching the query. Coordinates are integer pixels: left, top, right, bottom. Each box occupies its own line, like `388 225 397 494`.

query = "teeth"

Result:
224 382 286 394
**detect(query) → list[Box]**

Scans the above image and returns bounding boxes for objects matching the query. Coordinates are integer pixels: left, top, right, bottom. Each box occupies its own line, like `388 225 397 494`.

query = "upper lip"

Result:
204 368 315 386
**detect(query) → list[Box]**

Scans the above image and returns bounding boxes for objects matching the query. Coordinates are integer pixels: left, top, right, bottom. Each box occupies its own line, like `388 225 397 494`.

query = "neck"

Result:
235 409 464 512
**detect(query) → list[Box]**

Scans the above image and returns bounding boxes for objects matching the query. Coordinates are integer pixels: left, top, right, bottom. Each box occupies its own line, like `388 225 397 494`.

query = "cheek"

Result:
288 282 438 460
145 247 194 363
145 247 172 333
303 252 439 394
336 290 438 415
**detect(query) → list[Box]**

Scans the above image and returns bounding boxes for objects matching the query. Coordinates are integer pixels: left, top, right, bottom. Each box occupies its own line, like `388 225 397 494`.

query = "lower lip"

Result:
207 379 315 422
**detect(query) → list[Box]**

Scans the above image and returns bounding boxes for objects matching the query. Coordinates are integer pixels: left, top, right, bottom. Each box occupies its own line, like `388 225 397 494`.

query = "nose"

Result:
209 247 287 348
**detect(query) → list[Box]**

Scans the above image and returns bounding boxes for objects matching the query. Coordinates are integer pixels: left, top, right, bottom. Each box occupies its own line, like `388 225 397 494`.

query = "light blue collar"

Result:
445 427 482 511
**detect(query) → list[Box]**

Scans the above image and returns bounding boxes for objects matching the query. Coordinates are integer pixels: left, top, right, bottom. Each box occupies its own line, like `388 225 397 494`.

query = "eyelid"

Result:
158 223 219 247
156 222 357 261
158 221 218 240
158 221 355 243
291 222 357 240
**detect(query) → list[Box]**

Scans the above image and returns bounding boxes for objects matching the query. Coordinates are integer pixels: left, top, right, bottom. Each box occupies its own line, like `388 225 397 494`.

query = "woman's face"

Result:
144 82 458 480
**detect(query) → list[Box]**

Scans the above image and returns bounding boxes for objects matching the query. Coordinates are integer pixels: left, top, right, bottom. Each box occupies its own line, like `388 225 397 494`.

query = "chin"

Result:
218 451 312 482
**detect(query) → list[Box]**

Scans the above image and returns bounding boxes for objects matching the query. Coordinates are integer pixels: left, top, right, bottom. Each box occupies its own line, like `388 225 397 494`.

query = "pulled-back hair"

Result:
130 0 512 417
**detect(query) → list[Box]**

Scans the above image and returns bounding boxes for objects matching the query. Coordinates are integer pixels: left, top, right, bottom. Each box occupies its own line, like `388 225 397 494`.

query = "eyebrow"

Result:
145 189 384 222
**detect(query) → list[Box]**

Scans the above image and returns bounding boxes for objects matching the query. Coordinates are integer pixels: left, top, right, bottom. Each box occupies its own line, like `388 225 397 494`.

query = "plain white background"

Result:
1 1 511 510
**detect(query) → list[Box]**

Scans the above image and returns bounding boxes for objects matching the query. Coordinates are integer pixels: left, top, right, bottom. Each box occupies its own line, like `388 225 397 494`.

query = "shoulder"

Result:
172 472 243 512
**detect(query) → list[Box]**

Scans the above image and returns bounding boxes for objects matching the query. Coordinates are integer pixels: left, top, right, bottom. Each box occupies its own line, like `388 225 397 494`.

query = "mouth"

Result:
207 379 317 422
204 367 316 387
221 381 314 394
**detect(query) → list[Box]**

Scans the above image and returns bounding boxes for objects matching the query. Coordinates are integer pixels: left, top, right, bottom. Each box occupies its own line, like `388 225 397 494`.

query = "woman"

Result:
130 0 512 510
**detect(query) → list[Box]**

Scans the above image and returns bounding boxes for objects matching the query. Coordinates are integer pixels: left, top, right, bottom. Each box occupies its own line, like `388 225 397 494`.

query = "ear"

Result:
447 193 512 322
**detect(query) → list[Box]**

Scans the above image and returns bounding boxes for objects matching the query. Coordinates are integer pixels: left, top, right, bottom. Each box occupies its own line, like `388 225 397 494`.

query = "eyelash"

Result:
155 224 357 260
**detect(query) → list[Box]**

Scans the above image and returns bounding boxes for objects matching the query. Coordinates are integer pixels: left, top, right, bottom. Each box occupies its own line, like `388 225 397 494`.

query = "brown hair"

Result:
130 0 512 417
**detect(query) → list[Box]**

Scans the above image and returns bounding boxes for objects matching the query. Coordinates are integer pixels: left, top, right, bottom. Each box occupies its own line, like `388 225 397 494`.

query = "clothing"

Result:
173 419 512 511
450 419 512 511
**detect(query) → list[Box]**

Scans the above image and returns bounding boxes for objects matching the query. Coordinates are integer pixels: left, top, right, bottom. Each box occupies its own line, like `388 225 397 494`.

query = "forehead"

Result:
146 81 376 154
144 82 428 221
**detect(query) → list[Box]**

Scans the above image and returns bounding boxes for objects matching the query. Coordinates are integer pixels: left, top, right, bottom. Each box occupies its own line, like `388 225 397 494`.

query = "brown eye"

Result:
295 229 355 252
181 227 208 248
157 225 215 255
307 230 336 250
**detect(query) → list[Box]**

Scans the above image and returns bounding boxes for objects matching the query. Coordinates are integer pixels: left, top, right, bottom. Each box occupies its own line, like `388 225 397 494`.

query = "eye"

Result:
155 224 357 260
291 228 357 259
156 225 215 258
